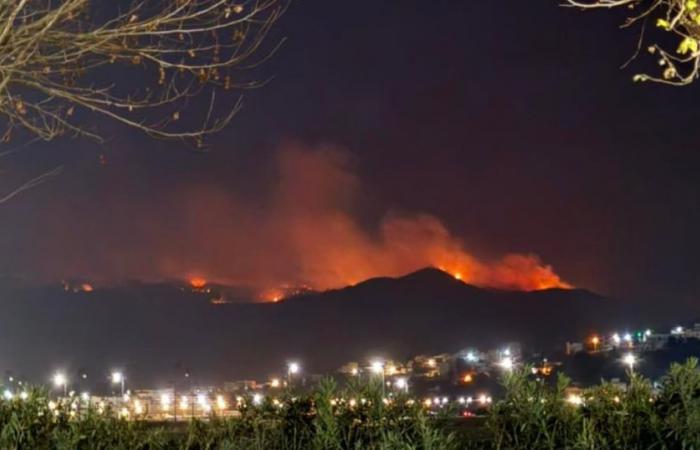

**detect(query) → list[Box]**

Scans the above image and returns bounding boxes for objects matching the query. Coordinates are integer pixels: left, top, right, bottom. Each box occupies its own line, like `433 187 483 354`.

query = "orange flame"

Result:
189 277 207 289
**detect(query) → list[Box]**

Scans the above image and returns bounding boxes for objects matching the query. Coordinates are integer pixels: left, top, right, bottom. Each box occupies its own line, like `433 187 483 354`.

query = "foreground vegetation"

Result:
1 359 699 449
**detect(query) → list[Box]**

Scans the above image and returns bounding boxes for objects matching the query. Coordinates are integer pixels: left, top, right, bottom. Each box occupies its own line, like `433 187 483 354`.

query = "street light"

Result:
370 360 384 375
612 333 621 346
394 377 408 393
287 362 300 386
111 372 125 396
622 353 637 373
53 372 68 396
216 395 227 411
370 360 385 396
498 356 514 371
160 393 171 411
287 362 300 375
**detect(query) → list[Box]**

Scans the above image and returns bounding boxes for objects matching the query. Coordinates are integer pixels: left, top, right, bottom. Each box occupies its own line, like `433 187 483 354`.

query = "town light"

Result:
567 393 583 406
53 372 68 395
394 377 408 392
160 393 171 410
499 356 514 371
252 393 263 405
216 395 227 410
591 335 600 347
287 362 300 375
111 371 125 396
3 389 13 400
466 351 477 362
370 360 384 374
623 353 637 371
612 333 621 345
478 394 492 405
270 378 281 388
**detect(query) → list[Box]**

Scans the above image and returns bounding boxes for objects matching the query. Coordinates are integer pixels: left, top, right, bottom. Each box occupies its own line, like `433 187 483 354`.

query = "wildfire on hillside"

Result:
189 277 207 289
39 145 572 300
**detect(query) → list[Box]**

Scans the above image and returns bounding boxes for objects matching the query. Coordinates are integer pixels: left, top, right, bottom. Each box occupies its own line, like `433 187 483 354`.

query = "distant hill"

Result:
0 268 658 387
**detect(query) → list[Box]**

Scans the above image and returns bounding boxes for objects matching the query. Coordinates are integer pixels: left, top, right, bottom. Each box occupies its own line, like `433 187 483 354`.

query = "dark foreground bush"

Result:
487 358 700 450
0 378 458 450
1 359 699 449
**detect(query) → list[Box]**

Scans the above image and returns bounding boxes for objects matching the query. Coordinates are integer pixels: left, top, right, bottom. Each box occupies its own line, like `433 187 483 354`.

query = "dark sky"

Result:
1 1 699 310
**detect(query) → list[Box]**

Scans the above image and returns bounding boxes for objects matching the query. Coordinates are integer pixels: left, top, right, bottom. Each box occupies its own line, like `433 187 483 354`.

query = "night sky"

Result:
2 1 699 311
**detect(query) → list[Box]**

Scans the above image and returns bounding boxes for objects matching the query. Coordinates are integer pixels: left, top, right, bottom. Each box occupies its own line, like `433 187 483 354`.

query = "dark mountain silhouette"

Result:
0 268 674 387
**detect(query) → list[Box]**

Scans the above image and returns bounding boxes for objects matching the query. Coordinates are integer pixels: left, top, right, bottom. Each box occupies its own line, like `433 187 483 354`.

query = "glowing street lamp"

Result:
287 362 300 376
623 333 633 348
590 335 600 351
287 361 301 386
612 333 621 346
370 360 384 375
622 353 637 373
394 377 408 393
160 393 172 412
216 395 227 411
370 360 386 396
53 372 68 396
498 356 514 371
111 371 125 396
566 393 583 406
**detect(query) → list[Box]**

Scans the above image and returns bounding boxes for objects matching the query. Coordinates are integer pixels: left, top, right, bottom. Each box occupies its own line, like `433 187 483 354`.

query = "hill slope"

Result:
0 268 636 385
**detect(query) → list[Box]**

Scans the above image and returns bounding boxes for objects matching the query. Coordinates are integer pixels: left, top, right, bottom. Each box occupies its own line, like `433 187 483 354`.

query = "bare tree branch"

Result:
0 0 289 144
0 164 61 203
0 0 287 202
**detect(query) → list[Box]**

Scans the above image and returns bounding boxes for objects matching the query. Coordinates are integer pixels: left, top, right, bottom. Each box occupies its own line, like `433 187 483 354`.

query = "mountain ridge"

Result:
0 267 660 386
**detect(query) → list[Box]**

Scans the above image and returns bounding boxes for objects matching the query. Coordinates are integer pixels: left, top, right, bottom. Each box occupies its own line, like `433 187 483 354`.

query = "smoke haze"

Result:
20 143 569 298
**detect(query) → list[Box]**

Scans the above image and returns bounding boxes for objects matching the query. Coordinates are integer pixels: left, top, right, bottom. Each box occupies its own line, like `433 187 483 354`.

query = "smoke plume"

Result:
26 143 570 299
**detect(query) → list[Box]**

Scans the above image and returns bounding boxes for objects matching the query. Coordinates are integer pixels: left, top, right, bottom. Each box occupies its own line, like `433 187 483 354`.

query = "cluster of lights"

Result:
4 346 659 421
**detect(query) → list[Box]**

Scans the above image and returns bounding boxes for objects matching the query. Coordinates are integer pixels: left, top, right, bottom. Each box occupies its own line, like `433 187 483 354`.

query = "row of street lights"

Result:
52 371 125 397
42 353 639 401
